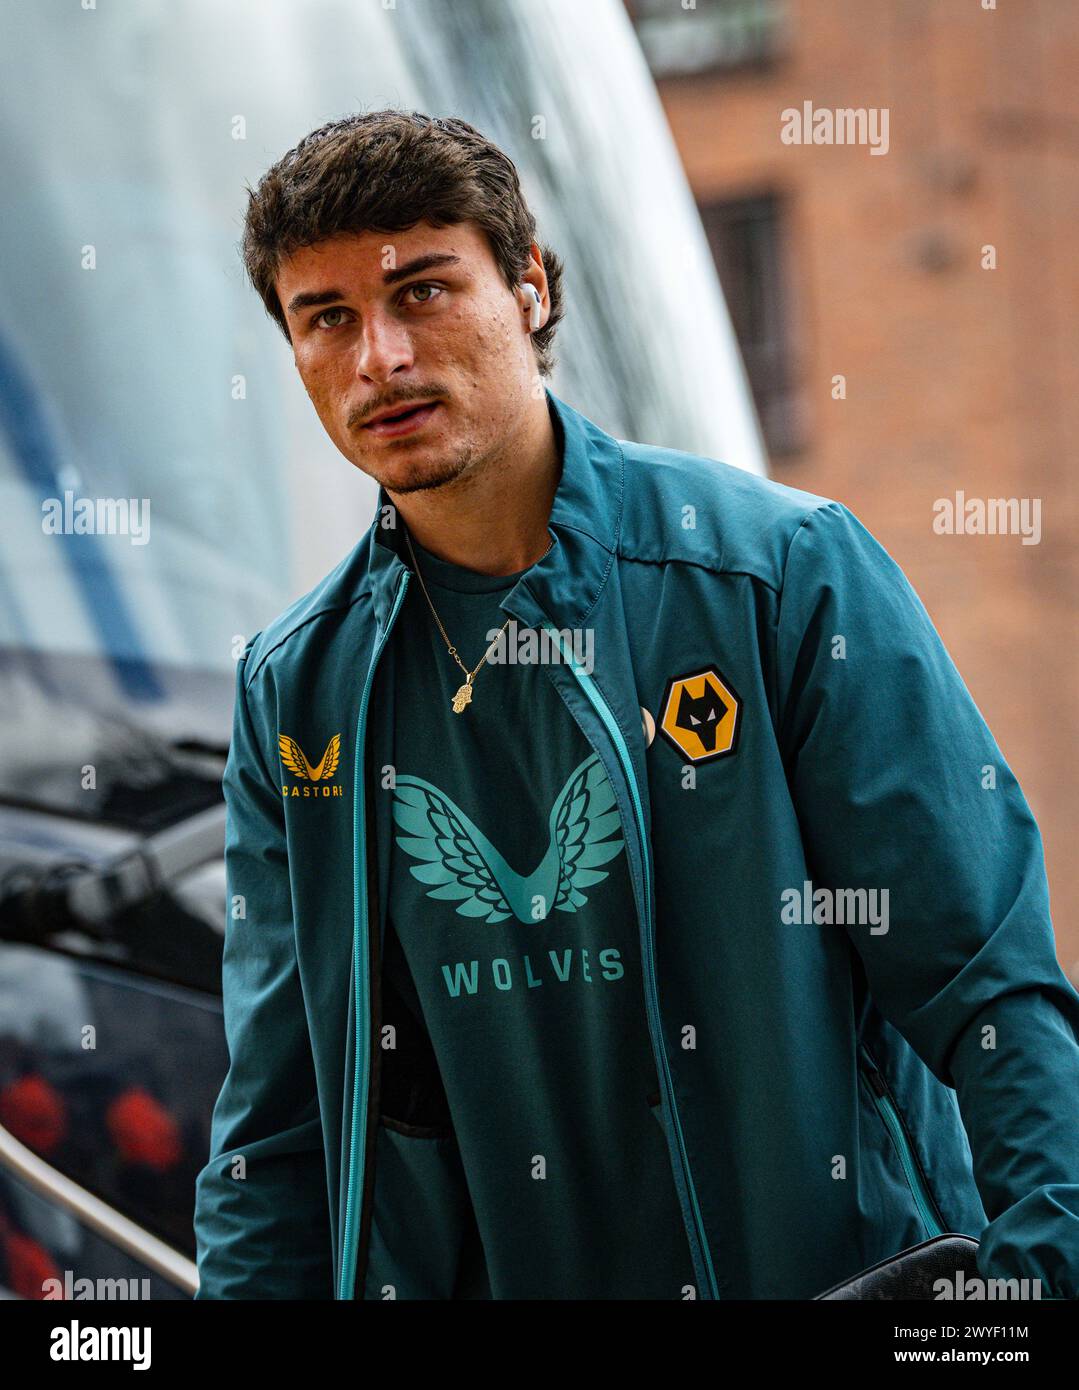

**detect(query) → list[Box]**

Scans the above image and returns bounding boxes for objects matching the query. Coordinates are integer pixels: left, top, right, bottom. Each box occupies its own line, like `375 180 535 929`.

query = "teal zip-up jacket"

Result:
193 389 1079 1300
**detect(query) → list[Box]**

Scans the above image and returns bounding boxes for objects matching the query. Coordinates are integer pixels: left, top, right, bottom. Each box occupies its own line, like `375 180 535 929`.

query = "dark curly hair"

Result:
240 109 566 377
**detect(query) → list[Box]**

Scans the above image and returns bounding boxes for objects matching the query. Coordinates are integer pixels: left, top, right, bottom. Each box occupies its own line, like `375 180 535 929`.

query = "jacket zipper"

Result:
542 622 720 1300
338 568 412 1300
858 1045 944 1239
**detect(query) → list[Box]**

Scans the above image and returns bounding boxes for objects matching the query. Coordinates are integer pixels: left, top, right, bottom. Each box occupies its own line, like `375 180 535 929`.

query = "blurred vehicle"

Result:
0 660 231 1297
0 0 763 1298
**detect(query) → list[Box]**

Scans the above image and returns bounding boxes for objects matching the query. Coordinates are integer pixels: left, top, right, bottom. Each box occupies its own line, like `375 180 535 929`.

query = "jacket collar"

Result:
365 388 624 631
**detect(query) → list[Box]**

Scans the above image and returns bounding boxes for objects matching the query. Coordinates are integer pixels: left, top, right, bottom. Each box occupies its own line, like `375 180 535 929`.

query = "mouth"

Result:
362 400 441 438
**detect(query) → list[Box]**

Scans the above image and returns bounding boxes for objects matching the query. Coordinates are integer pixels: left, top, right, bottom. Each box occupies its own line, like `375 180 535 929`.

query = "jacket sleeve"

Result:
774 501 1079 1299
193 644 335 1299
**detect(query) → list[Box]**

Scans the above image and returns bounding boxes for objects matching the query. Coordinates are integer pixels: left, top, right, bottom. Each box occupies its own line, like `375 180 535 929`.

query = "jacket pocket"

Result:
858 1044 945 1239
379 1113 454 1141
361 1120 472 1300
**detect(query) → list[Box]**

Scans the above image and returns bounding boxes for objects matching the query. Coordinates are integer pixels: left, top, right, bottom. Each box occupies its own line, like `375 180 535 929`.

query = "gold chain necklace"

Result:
404 527 550 714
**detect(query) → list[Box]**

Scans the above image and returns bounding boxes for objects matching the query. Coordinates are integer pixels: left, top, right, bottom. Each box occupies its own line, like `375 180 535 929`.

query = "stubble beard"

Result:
370 440 477 496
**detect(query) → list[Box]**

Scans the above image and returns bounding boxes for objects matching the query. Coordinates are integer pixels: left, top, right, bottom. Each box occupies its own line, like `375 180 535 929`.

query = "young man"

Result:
193 110 1079 1300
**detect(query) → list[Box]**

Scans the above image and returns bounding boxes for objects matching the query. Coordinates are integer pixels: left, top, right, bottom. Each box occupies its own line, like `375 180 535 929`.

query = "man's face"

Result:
274 220 541 495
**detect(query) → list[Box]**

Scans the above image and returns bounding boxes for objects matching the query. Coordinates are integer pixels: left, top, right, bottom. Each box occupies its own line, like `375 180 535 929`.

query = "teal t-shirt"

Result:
378 532 697 1299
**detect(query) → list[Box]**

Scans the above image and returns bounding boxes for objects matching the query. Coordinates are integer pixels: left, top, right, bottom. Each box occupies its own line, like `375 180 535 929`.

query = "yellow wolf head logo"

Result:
278 733 342 782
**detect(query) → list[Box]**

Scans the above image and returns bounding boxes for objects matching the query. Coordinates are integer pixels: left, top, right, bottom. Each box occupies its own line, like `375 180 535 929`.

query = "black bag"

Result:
814 1234 981 1300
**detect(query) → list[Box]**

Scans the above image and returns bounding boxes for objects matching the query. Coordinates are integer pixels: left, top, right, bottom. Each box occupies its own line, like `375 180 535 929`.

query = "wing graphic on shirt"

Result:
390 753 625 925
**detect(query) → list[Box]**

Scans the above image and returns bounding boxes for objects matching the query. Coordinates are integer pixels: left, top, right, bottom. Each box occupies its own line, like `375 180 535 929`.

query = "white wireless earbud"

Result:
520 283 543 331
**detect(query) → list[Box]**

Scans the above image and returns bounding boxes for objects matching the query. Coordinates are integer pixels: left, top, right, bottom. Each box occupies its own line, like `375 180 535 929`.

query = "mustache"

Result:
348 387 447 430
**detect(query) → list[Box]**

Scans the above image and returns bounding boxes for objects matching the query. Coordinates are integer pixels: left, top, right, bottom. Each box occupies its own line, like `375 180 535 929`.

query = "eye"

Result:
402 282 443 306
314 307 349 330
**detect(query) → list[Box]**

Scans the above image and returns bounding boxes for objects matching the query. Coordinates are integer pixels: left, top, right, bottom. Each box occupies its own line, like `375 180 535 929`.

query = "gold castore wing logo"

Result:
658 666 741 763
278 733 342 782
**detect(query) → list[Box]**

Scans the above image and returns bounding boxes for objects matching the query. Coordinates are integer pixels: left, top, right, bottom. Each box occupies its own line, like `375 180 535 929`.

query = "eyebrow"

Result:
284 253 462 317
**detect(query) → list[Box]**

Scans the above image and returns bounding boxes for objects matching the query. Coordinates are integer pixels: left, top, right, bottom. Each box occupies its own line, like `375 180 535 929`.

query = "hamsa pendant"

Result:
452 680 473 714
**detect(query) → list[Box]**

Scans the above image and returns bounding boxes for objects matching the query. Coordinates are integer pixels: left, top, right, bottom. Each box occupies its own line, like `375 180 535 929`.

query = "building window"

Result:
626 0 788 79
701 193 802 458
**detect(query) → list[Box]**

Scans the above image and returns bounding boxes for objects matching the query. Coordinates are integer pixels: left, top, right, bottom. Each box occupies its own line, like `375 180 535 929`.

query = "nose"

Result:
352 306 415 383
